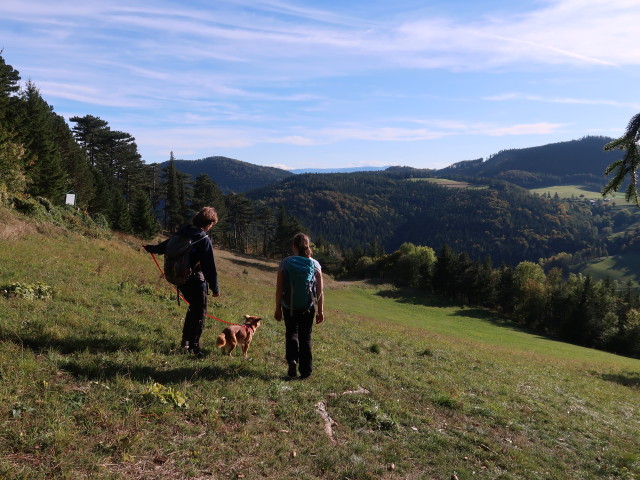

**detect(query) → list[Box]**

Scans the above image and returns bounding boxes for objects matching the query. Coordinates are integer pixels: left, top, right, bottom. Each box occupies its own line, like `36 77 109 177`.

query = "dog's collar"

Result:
242 323 255 334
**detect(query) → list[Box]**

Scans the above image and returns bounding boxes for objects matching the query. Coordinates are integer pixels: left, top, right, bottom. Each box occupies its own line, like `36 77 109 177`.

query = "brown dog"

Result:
215 315 262 357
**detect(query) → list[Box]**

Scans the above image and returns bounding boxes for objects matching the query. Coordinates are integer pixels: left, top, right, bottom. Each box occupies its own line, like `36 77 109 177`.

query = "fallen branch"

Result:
315 386 371 444
315 401 337 444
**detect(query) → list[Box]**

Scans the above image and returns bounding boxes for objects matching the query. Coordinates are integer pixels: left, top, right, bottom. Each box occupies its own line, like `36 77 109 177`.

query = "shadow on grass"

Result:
58 357 274 383
375 287 547 336
600 371 640 388
2 331 276 382
2 332 146 354
227 257 275 274
375 287 457 308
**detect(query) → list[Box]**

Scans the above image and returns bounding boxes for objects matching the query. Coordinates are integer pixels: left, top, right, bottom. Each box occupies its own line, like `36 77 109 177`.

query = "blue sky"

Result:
1 0 639 170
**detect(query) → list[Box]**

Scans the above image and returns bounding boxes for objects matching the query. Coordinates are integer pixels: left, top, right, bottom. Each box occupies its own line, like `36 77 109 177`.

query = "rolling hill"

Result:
161 156 294 193
437 136 620 188
247 169 603 264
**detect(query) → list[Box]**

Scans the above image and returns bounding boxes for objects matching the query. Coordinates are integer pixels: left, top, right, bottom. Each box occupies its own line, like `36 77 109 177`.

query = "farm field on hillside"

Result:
530 184 637 206
0 215 639 479
407 177 486 189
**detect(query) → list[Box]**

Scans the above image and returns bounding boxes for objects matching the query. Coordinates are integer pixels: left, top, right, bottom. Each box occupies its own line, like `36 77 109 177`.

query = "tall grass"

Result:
1 210 639 479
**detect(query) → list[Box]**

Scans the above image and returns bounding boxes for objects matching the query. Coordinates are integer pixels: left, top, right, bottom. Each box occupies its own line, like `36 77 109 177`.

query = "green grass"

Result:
407 178 487 189
529 184 637 206
581 251 640 286
1 208 639 479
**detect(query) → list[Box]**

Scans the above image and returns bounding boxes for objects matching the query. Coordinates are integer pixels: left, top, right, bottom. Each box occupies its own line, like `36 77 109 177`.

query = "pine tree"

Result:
224 193 254 252
192 173 225 213
273 205 304 257
178 171 192 222
256 205 276 257
130 189 159 238
18 81 67 202
69 115 109 169
163 152 181 231
110 191 132 233
0 126 27 201
88 170 114 219
0 52 21 127
52 114 94 209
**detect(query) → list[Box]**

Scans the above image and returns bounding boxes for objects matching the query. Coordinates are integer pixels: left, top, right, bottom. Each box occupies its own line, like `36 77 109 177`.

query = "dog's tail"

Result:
216 333 226 349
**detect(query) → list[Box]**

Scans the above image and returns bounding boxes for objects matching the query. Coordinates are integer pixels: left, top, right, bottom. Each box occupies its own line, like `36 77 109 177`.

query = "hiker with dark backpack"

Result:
274 233 324 379
143 206 220 358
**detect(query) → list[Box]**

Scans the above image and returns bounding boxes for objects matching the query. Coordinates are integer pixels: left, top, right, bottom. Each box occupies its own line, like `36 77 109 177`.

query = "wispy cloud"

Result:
486 93 640 110
1 0 636 166
483 123 567 136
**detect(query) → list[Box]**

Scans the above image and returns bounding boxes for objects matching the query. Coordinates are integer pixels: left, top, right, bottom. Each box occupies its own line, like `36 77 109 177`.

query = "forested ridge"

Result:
160 156 293 193
247 170 606 265
438 136 620 188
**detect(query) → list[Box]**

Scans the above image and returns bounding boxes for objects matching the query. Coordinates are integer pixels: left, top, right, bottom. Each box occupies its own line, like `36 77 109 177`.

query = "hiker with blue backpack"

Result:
143 206 220 358
274 232 324 379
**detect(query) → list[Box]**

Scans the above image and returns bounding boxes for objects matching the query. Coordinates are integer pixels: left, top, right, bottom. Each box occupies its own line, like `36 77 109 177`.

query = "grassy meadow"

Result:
581 252 640 286
529 185 636 206
1 208 639 480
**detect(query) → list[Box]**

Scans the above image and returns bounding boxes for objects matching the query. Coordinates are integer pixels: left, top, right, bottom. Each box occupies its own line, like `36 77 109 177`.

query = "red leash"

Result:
149 252 237 326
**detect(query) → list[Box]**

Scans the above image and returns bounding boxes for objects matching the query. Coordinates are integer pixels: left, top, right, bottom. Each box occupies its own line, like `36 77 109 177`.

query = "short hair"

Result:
192 206 218 228
292 232 312 258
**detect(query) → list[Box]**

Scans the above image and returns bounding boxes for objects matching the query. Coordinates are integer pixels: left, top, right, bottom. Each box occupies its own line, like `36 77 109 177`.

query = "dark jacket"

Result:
146 225 219 294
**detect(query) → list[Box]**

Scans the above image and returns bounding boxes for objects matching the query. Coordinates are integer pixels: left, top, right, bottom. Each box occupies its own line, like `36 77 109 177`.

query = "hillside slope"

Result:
438 136 620 187
247 171 603 264
161 156 294 193
1 208 639 479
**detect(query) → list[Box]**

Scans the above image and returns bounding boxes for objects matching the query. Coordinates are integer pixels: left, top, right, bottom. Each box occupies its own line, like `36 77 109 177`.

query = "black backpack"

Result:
163 232 206 287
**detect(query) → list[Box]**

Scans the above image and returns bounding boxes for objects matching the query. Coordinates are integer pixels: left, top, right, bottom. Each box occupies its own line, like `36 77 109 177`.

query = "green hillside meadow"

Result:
582 252 640 286
529 185 635 206
1 210 639 479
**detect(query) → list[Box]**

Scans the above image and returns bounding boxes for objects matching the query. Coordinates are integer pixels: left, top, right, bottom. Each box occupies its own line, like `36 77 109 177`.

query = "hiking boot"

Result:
191 349 206 359
287 361 298 378
189 345 205 359
300 371 311 380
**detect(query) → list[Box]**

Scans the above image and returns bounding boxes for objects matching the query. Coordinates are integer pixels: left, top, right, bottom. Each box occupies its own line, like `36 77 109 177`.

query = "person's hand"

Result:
316 312 324 324
274 308 282 321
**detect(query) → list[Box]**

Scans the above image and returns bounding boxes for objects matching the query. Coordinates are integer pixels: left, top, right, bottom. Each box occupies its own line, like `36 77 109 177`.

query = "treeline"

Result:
0 53 306 255
346 242 640 358
0 52 159 237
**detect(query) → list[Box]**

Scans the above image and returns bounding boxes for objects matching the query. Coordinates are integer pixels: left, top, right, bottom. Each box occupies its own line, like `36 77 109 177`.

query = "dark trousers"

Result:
179 276 208 350
284 306 315 376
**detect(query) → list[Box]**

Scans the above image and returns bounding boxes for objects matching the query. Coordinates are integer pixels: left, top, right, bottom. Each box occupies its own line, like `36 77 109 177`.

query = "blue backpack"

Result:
282 256 317 312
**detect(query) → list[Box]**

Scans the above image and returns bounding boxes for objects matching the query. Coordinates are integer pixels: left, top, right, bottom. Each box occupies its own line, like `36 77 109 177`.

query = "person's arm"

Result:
315 268 324 324
143 238 169 254
199 239 219 295
274 269 284 321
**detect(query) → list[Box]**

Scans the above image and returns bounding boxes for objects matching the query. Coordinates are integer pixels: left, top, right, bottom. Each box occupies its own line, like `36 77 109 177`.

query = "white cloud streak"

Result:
1 0 636 165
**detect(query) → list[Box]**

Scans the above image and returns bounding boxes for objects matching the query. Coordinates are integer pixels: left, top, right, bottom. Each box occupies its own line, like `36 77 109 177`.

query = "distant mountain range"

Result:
166 136 620 193
162 157 392 192
290 166 391 174
163 136 625 264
